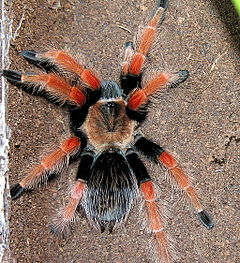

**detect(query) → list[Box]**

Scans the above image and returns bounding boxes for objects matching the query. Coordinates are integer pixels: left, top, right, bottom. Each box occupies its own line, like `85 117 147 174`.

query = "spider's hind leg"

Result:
10 136 83 200
134 135 214 230
126 151 174 263
51 152 93 234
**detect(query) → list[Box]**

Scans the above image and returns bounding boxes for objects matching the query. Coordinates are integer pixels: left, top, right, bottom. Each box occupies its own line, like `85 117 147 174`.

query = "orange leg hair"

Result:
51 180 86 234
121 41 135 76
18 137 81 190
127 71 186 111
39 50 101 90
159 151 203 213
22 73 86 106
128 6 166 76
159 151 213 229
141 180 174 263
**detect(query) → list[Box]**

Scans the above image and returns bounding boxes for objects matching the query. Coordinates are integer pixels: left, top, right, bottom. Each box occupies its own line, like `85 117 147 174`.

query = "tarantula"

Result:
2 0 213 262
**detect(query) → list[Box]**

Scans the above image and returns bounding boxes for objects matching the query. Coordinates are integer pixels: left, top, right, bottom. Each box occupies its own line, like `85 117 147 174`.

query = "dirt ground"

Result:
4 0 239 262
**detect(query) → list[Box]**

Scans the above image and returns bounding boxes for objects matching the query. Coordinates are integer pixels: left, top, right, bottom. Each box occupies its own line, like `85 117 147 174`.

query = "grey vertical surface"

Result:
0 0 11 261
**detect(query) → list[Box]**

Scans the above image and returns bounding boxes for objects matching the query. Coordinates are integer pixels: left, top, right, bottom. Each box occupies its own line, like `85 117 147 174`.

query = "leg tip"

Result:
197 210 214 229
124 41 134 48
21 50 37 60
170 70 189 88
2 70 22 84
10 183 26 200
50 224 71 238
157 0 169 9
176 70 189 83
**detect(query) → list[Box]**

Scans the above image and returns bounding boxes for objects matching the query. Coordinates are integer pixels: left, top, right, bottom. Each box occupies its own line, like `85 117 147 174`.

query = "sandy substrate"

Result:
4 0 240 262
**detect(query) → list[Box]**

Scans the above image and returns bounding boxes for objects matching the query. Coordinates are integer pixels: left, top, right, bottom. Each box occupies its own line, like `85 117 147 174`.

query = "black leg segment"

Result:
10 183 26 200
126 151 151 184
133 135 164 163
76 152 94 182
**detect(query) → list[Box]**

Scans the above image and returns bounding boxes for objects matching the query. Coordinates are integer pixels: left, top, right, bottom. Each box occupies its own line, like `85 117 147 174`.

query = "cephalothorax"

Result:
2 0 213 262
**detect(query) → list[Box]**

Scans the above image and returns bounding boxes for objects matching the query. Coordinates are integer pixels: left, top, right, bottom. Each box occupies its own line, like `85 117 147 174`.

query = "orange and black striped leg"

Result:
141 180 174 263
159 151 213 229
120 42 141 95
10 136 83 200
21 50 101 90
126 70 189 122
128 1 168 76
51 180 86 234
126 151 174 263
134 135 213 229
2 70 87 106
51 152 94 234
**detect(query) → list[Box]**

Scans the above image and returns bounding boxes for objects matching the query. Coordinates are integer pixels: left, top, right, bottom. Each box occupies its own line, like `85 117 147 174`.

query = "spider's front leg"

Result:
21 50 101 90
134 135 214 229
120 0 169 94
11 136 84 200
126 70 189 122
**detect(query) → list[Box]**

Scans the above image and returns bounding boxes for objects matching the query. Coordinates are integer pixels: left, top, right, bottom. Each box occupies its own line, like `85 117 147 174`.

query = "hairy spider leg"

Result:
120 1 168 95
2 70 86 106
127 70 189 118
126 151 174 263
51 181 87 234
120 42 141 95
51 152 94 234
141 181 174 263
128 3 167 76
134 136 214 229
121 41 135 76
22 50 101 90
159 151 214 229
10 137 82 200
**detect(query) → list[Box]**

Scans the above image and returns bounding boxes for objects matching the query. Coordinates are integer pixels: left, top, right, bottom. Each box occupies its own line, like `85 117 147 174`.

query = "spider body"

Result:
2 1 213 262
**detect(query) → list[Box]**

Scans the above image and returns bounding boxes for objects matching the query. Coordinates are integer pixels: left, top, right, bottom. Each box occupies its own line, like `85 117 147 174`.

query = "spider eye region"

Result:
100 101 120 118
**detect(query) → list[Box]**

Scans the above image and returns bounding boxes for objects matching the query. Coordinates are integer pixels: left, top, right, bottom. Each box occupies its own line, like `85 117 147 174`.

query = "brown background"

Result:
5 0 239 262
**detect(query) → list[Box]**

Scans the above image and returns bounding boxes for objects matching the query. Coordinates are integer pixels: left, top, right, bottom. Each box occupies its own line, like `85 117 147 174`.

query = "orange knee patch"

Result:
71 181 86 199
128 89 147 110
61 137 81 153
159 151 177 169
81 69 101 89
128 53 145 75
141 180 155 200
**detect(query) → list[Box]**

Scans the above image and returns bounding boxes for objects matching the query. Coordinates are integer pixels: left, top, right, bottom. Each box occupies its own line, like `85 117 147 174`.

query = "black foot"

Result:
21 50 38 63
157 0 169 9
197 210 214 229
175 70 190 85
21 50 56 73
124 41 134 49
10 183 26 200
1 70 22 86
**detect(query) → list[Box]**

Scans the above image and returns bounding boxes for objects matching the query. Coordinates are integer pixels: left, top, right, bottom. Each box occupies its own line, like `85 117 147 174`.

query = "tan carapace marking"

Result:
85 100 135 151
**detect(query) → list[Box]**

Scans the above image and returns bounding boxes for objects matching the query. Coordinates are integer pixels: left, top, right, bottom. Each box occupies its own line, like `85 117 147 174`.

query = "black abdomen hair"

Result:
82 150 138 232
